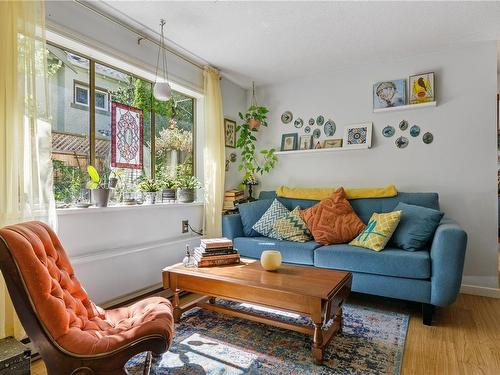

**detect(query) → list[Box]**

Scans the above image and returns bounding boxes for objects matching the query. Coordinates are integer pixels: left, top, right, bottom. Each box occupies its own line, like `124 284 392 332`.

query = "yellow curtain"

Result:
0 0 56 339
203 67 225 237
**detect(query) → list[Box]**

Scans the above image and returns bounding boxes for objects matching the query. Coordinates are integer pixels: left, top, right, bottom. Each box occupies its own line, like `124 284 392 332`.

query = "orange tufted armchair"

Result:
0 221 174 375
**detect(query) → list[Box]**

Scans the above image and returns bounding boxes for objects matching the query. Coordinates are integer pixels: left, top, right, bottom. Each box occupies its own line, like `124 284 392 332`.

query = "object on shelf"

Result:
409 72 435 104
343 122 373 148
373 79 406 109
324 138 343 148
281 133 299 151
299 135 313 150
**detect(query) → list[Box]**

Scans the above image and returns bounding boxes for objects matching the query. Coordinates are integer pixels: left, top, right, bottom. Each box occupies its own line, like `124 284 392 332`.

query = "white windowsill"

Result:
56 201 204 216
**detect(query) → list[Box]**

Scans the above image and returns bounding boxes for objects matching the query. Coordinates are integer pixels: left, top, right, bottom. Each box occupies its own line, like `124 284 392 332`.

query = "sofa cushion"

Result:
233 236 320 265
238 199 273 237
273 207 312 243
301 188 365 245
252 199 289 239
350 211 401 251
314 244 430 279
390 202 444 251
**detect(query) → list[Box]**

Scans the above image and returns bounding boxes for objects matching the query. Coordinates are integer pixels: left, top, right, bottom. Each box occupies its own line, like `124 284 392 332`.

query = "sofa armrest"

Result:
430 218 467 306
222 214 244 240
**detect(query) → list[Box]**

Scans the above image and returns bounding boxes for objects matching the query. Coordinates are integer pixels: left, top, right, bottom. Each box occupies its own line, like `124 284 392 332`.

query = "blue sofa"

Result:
222 191 468 325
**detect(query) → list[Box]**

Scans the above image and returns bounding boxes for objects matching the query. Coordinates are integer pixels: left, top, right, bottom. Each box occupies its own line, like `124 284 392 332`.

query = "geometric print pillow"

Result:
273 207 312 243
252 199 289 239
350 211 401 251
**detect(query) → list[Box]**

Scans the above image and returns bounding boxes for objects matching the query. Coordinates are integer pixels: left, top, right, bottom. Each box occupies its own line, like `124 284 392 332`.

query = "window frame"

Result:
49 40 196 181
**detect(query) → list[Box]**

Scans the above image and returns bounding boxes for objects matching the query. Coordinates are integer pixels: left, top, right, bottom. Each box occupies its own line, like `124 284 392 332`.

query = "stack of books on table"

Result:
223 189 245 211
194 238 240 267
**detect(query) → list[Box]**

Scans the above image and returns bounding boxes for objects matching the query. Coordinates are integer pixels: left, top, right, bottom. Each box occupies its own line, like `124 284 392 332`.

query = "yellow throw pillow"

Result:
350 211 401 251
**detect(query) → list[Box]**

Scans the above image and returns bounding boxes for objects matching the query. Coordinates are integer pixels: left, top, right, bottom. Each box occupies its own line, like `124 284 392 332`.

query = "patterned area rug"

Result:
126 300 409 374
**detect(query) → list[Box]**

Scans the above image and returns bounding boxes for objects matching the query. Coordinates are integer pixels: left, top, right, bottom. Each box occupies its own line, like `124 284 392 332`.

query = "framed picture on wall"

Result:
409 72 435 104
299 135 313 150
224 118 237 148
343 122 373 148
373 79 406 109
281 133 298 151
324 138 343 148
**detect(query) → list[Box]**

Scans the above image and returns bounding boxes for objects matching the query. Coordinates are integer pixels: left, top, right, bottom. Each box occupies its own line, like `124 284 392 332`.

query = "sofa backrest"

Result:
259 191 440 224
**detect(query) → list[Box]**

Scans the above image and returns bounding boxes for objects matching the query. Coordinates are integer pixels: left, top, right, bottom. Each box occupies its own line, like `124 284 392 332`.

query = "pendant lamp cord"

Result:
154 19 170 84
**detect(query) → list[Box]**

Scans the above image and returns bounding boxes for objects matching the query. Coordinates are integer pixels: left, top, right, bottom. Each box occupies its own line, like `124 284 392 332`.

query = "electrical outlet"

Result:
182 220 189 233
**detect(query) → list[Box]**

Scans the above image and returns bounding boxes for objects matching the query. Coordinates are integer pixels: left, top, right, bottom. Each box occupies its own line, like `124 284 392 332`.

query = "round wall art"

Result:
304 126 311 134
396 136 409 149
308 118 315 126
313 128 321 138
294 118 304 128
382 125 395 137
281 111 293 124
410 125 420 137
399 120 409 131
324 120 336 136
316 115 325 126
423 132 434 144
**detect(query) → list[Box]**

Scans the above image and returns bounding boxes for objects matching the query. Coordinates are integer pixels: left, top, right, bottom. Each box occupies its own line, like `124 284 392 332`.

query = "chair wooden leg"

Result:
143 351 153 375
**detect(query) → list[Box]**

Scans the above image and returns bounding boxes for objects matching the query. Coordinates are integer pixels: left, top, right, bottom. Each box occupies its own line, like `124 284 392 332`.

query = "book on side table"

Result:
194 238 240 267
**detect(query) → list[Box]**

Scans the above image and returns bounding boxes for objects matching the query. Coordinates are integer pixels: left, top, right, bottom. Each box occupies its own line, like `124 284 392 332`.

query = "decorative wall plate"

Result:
423 132 434 144
294 118 304 128
308 118 315 126
281 111 293 124
313 128 321 139
324 120 336 136
399 120 409 131
382 125 395 137
395 136 409 148
304 126 311 134
410 125 420 137
316 115 325 126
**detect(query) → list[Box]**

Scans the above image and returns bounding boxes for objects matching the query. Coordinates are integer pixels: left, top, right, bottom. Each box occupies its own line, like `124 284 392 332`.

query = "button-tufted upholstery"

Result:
0 221 174 355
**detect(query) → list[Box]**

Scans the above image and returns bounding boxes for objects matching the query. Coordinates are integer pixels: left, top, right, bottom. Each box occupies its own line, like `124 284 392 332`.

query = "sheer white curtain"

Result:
203 67 225 237
0 0 56 339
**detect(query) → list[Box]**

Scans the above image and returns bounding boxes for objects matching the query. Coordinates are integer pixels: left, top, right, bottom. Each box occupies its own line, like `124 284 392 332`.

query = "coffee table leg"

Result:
209 297 216 304
312 322 324 365
169 274 182 323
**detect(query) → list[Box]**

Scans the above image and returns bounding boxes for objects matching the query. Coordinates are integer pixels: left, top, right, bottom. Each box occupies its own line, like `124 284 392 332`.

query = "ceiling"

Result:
83 1 500 88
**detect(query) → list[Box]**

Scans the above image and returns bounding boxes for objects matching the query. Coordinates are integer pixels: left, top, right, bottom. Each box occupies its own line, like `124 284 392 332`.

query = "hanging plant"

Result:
236 106 277 184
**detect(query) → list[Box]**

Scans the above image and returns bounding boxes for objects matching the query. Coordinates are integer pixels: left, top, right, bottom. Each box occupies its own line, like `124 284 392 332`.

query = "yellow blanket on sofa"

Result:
276 185 398 200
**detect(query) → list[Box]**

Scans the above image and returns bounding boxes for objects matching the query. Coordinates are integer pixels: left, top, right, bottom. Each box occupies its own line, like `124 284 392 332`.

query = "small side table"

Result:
0 337 31 375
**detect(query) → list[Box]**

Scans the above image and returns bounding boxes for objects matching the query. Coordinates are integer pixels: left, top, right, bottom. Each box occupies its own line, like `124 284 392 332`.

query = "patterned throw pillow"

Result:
252 199 289 239
350 211 401 251
301 187 365 245
272 207 312 243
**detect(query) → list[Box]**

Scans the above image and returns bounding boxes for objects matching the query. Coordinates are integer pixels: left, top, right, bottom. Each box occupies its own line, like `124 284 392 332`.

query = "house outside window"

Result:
73 81 110 111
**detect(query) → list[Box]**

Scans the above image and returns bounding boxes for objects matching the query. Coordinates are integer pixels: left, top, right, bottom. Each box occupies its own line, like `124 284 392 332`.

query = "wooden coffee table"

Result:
162 259 351 364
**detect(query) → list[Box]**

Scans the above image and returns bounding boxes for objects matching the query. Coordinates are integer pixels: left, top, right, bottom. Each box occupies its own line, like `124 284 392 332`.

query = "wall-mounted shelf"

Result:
373 101 437 113
275 145 369 155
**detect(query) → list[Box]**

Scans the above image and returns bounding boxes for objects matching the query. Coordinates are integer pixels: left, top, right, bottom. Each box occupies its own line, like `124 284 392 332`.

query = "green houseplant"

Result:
236 105 277 187
176 164 201 203
157 167 178 202
138 178 161 204
86 165 116 207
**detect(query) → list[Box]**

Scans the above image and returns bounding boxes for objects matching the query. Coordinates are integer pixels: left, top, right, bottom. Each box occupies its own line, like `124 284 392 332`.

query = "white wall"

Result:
255 41 498 289
221 77 247 190
57 204 203 304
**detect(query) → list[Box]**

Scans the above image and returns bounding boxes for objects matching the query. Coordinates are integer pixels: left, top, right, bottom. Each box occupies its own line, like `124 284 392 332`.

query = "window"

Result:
48 43 195 206
73 81 109 111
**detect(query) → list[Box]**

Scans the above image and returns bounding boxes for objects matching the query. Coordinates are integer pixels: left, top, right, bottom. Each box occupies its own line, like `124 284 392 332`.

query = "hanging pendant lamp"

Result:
153 19 172 101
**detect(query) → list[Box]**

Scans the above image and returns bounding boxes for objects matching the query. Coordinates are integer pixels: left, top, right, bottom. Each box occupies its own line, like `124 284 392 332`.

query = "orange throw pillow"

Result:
301 187 365 245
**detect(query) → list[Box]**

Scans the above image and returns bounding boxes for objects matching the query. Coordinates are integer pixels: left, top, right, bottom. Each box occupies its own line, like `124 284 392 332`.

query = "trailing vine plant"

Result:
236 105 277 184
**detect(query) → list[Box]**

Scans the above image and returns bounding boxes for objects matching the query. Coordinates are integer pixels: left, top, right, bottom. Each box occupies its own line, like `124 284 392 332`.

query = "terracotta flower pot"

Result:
247 118 261 130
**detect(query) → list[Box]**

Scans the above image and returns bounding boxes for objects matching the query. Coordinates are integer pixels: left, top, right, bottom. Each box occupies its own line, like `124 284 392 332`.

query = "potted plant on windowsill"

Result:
138 178 161 204
175 164 201 203
86 166 115 207
157 167 178 202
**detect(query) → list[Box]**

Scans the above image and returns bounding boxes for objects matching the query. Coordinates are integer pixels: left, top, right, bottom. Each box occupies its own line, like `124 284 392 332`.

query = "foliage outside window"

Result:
47 44 195 206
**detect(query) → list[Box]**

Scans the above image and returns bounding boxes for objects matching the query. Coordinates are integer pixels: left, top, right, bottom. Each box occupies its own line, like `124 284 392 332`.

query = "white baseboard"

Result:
100 283 163 309
460 284 500 298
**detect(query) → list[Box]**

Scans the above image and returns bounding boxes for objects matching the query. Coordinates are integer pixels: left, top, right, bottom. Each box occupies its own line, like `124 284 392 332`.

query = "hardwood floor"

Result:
31 292 500 375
